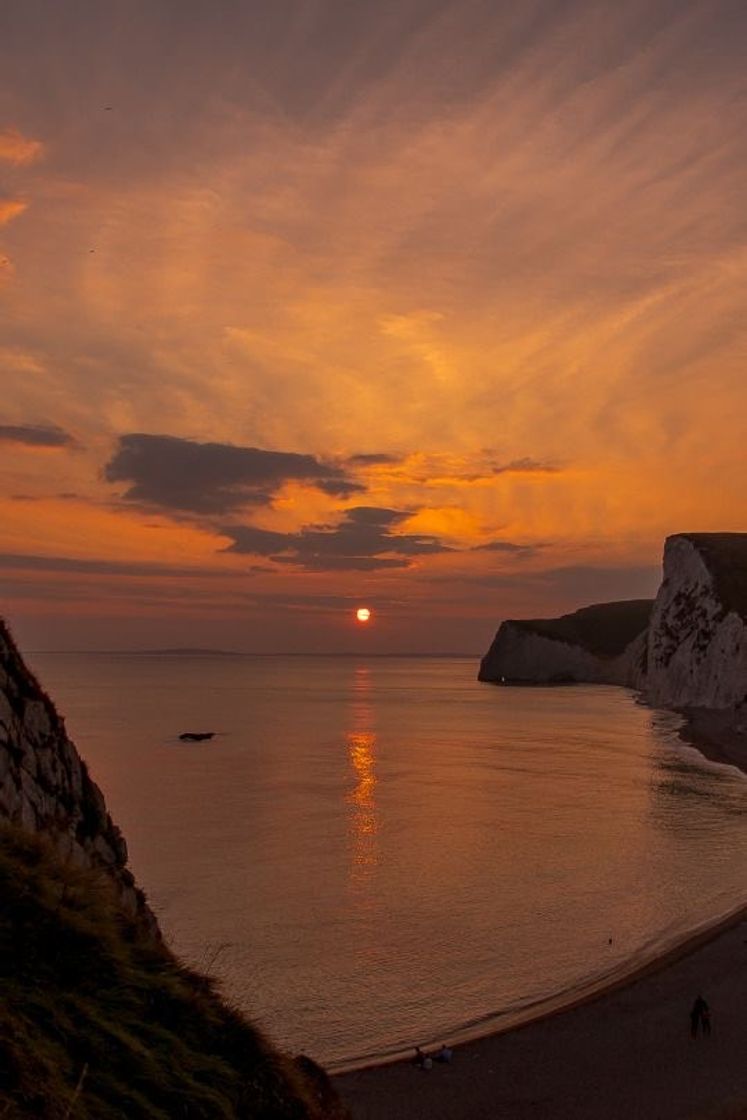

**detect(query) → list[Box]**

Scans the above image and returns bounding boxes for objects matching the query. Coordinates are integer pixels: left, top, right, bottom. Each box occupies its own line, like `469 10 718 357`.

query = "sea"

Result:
27 652 747 1072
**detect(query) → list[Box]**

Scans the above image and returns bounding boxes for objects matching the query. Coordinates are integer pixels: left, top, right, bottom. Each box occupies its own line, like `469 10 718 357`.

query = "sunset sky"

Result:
1 0 745 653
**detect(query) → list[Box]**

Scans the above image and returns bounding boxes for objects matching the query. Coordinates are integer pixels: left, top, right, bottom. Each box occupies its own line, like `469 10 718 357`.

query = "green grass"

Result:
0 825 346 1119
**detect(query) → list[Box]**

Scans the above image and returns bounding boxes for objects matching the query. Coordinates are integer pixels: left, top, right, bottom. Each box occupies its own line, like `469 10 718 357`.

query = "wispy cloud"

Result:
472 539 539 553
0 198 27 226
345 453 403 466
0 552 224 578
0 128 43 165
491 459 560 476
1 1 746 645
222 505 452 571
0 423 74 448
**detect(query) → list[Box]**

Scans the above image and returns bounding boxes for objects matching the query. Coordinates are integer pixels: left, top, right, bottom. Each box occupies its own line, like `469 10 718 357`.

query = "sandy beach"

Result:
335 725 747 1120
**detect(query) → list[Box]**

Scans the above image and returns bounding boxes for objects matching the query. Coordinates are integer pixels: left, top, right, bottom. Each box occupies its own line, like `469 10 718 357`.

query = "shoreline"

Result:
335 902 747 1120
676 706 747 776
332 895 747 1074
335 717 747 1118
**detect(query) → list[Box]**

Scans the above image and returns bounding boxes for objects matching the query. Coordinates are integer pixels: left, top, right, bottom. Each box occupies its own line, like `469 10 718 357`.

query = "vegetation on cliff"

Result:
0 825 345 1119
677 533 747 621
510 600 653 658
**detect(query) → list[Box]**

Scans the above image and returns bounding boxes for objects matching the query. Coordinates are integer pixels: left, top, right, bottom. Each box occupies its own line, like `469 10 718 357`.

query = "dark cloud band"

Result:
0 424 74 448
222 505 451 571
105 433 363 513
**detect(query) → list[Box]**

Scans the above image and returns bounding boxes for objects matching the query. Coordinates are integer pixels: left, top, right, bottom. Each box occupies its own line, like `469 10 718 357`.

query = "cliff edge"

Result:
478 532 747 720
0 619 346 1119
478 600 652 686
646 534 747 709
0 620 157 935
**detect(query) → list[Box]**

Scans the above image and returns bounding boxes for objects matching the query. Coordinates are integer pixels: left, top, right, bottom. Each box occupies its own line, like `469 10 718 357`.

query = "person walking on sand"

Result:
690 995 710 1038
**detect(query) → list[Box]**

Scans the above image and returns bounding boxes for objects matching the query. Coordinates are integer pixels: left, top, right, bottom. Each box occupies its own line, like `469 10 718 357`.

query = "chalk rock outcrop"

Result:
478 600 652 686
0 619 156 931
646 534 747 710
479 534 747 718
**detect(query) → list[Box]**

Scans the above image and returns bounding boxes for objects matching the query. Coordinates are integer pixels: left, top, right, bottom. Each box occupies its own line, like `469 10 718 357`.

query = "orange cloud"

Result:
0 198 27 226
0 129 43 165
1 3 746 647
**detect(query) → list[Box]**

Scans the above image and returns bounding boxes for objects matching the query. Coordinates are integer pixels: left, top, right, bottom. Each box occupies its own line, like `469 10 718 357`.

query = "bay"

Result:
28 652 747 1070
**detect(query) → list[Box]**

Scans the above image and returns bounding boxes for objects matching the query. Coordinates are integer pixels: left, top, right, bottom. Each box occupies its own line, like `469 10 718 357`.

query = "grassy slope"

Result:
0 826 345 1120
512 600 653 658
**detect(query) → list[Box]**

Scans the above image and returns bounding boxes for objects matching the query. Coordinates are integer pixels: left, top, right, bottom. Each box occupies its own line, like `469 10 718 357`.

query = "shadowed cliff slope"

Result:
0 826 344 1120
0 620 154 933
0 620 346 1119
478 600 652 685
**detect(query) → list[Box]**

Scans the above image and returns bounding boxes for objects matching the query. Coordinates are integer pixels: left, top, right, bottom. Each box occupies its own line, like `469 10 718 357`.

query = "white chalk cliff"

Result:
478 600 652 687
479 533 747 717
646 534 747 710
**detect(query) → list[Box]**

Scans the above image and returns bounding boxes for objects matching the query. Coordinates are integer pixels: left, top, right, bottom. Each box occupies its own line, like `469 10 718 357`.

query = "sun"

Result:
356 607 371 623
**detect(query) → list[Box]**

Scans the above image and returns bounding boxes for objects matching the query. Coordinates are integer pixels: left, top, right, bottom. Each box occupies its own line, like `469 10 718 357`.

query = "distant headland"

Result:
479 532 747 770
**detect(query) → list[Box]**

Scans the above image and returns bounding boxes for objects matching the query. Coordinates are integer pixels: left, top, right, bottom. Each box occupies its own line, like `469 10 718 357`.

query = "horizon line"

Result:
27 648 480 659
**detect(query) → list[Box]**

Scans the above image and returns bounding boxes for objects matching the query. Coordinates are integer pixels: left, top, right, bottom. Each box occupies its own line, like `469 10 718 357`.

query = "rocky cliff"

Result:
0 618 346 1118
0 619 154 930
646 534 747 709
479 533 747 717
478 600 652 686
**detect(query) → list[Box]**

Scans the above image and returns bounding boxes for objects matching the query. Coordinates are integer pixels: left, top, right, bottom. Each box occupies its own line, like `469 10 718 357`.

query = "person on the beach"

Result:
690 995 710 1038
413 1047 433 1069
435 1043 453 1063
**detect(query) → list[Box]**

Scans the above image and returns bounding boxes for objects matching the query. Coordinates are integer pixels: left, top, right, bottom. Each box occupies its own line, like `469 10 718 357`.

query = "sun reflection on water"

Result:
346 666 378 885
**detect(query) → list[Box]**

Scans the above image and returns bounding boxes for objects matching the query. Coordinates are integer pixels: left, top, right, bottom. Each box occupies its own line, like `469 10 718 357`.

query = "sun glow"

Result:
356 607 371 623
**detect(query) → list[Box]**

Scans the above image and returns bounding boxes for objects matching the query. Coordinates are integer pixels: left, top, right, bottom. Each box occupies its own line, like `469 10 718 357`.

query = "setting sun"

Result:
356 607 371 623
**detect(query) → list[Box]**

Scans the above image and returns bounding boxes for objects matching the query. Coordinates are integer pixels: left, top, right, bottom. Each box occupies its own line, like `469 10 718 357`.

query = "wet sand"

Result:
335 720 747 1120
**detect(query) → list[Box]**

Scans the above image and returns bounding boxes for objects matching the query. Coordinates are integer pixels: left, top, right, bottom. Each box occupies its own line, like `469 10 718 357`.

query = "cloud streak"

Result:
0 199 27 226
0 552 224 578
491 459 560 477
472 540 539 554
222 505 452 571
0 424 74 448
104 433 362 514
1 2 746 646
0 128 43 165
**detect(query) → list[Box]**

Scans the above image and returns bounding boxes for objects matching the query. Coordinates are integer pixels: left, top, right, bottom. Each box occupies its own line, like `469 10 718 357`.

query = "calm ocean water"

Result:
28 652 747 1070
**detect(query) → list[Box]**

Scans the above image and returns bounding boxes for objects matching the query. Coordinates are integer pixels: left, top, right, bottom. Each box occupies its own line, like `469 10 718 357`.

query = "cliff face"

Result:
478 533 747 716
646 534 747 709
478 600 652 686
0 620 153 930
0 619 346 1117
